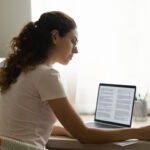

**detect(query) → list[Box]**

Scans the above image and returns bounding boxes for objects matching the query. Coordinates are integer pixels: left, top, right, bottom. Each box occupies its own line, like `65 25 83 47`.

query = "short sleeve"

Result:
36 68 66 101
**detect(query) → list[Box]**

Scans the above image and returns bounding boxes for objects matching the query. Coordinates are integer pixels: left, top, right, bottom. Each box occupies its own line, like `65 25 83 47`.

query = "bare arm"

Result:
48 98 150 144
51 125 72 137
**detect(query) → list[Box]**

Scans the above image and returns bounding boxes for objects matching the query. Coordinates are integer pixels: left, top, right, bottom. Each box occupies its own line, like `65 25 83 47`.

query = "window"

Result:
31 0 150 113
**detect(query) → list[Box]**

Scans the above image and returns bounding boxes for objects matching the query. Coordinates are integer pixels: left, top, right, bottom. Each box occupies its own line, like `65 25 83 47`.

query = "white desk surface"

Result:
47 115 150 150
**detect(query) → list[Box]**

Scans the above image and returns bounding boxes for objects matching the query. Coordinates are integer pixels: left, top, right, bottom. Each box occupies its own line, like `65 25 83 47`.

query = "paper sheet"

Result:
113 139 139 146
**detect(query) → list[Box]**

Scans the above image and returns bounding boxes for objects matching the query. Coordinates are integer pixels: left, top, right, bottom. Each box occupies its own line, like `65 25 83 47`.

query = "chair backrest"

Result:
0 136 47 150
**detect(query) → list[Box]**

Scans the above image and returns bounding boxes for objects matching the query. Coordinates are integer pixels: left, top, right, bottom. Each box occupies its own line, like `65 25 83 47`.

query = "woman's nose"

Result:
73 48 78 53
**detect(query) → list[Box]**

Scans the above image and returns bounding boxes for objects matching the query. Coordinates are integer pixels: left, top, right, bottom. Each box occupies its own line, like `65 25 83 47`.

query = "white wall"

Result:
31 0 150 113
0 0 31 57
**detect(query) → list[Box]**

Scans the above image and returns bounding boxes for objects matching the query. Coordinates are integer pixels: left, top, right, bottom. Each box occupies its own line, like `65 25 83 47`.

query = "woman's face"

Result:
51 29 78 65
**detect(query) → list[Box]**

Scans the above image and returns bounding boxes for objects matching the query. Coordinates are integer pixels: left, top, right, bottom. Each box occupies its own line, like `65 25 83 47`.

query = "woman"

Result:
0 11 150 148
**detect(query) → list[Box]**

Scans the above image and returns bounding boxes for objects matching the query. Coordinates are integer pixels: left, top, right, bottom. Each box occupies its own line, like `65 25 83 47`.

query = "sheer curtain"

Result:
31 0 150 114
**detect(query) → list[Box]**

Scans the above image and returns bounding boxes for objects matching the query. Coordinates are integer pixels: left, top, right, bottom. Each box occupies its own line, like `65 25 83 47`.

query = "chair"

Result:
0 136 48 150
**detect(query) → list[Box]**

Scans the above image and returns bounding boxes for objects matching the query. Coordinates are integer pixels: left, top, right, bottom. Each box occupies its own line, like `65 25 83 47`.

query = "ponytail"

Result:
0 21 47 93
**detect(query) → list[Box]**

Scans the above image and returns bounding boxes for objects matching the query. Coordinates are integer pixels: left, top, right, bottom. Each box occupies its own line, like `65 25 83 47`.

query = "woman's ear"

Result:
51 30 59 45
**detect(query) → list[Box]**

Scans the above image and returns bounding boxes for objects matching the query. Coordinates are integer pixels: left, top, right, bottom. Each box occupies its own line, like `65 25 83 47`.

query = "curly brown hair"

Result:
0 11 76 94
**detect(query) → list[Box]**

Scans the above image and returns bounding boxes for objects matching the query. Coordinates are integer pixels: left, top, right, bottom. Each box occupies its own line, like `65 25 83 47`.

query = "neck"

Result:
44 57 57 67
44 49 58 66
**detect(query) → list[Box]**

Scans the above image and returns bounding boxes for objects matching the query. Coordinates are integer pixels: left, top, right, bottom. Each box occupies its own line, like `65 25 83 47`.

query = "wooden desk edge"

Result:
46 136 150 150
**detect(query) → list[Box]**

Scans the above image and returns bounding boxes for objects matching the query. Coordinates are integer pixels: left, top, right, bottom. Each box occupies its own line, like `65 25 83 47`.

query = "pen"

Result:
138 94 142 101
144 93 148 101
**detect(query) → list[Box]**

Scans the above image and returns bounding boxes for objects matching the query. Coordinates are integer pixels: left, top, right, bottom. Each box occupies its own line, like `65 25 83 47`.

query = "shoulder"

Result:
35 65 66 101
34 64 61 83
38 64 60 77
20 64 60 83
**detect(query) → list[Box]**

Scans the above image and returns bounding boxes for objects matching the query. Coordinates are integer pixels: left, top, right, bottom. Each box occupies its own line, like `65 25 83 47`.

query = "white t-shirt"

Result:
0 64 66 148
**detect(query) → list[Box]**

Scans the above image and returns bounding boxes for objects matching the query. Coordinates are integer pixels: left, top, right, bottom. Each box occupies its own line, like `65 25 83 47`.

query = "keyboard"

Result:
86 122 122 129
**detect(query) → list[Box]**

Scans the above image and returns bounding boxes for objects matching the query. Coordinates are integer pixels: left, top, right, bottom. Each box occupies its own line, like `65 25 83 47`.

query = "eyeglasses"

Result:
71 39 78 50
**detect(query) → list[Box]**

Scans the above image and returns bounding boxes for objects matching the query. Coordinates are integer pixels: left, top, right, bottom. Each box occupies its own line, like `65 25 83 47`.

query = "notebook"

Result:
86 83 136 129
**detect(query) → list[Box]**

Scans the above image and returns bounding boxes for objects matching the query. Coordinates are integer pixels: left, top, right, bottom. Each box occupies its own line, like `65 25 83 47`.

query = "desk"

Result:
46 115 150 150
47 136 150 150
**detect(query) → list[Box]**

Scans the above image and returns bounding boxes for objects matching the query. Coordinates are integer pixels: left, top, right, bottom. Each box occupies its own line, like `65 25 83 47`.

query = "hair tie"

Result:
34 21 39 29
